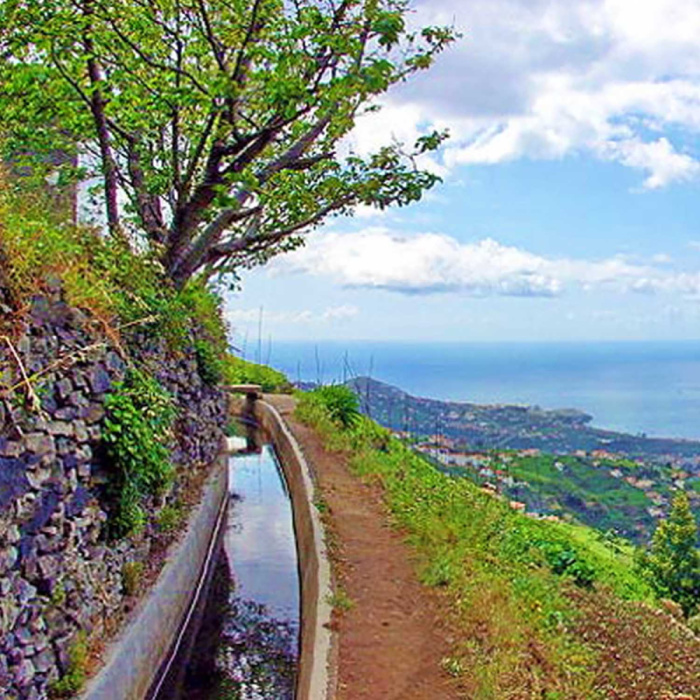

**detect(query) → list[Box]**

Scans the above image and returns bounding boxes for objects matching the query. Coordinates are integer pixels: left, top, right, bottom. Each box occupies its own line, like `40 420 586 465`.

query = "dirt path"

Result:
268 396 461 700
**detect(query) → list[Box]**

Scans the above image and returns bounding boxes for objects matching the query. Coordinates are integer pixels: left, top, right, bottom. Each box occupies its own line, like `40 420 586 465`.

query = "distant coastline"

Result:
268 340 700 441
345 376 700 465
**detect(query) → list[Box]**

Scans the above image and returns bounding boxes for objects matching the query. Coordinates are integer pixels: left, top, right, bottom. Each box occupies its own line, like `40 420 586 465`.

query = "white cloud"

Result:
274 227 700 298
349 0 700 189
225 305 359 326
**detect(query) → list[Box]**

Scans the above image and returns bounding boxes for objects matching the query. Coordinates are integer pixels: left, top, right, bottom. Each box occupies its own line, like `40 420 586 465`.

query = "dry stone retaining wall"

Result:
0 287 227 699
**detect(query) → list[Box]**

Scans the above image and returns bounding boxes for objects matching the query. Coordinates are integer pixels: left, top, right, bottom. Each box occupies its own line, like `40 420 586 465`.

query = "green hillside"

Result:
297 386 700 699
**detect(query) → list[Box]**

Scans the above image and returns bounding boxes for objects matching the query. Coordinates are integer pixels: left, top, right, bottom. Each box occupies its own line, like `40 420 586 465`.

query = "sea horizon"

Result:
253 339 700 442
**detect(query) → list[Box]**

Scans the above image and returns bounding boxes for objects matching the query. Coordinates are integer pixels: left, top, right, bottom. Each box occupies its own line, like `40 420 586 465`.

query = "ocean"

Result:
258 340 700 441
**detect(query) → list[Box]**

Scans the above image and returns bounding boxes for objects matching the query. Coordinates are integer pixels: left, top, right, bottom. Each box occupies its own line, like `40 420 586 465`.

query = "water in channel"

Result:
179 444 300 699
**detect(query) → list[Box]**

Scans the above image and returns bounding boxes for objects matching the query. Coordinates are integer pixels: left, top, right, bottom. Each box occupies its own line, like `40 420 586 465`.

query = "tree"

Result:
0 0 456 287
642 490 700 616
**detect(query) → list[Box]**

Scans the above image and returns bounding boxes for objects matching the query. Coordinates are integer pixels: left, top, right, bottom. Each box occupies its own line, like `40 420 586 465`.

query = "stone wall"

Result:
0 286 228 699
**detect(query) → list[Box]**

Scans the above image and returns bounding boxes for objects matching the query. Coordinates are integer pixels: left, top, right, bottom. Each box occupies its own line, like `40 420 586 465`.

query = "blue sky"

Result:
226 0 700 346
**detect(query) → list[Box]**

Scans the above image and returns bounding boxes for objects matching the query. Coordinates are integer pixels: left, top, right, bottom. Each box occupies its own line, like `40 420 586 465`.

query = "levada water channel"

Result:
159 440 301 699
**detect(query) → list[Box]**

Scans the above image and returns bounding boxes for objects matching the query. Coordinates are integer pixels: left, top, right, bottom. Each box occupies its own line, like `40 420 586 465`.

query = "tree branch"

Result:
82 1 123 241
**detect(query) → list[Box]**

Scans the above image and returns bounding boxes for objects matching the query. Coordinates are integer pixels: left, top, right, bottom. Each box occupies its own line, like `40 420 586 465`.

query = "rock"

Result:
15 658 35 688
61 454 77 471
0 442 23 458
44 610 71 641
0 595 21 634
37 555 60 591
25 685 41 700
76 445 92 463
7 645 23 666
0 545 18 574
65 487 91 519
23 434 54 457
83 403 105 425
15 578 37 606
6 524 20 545
54 407 78 421
73 421 89 443
0 650 9 684
15 626 34 646
26 466 51 490
55 438 72 456
32 647 55 675
89 365 111 395
55 378 73 402
53 635 73 673
40 392 58 414
34 534 61 555
0 458 31 512
67 392 89 409
47 422 74 438
105 351 125 373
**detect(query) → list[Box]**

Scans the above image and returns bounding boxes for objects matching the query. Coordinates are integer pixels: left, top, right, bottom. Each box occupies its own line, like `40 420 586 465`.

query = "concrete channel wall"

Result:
82 395 335 700
81 452 229 700
253 399 336 700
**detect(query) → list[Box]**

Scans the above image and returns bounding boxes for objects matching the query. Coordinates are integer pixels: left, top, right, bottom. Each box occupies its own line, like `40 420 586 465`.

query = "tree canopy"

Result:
643 490 700 616
0 0 455 286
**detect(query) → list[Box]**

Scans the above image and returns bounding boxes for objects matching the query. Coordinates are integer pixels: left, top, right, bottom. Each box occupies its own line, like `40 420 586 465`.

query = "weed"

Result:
50 581 67 607
327 586 354 613
156 503 184 534
121 561 145 596
49 631 89 697
314 495 330 514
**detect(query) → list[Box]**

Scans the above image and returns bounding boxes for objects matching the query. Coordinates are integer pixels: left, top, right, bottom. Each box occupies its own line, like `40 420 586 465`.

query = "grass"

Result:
327 586 355 613
222 355 291 393
502 453 660 540
49 631 89 698
295 390 667 698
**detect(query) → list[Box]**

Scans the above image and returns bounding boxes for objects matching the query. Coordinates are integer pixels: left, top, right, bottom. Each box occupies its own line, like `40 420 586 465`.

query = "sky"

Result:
226 0 700 346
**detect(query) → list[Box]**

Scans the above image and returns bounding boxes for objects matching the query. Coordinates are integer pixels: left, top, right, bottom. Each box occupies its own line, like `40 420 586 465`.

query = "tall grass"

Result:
296 391 656 698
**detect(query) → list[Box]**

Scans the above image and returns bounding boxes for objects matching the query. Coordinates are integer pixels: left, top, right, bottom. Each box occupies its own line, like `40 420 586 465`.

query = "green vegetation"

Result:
121 561 146 597
307 385 361 429
2 0 454 288
505 453 662 540
222 355 291 393
155 502 185 534
102 369 176 538
49 631 89 698
0 181 236 539
327 586 355 613
640 491 700 616
297 390 660 697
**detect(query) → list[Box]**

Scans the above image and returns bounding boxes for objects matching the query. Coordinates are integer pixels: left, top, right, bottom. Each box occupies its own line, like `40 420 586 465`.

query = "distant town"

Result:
345 376 700 542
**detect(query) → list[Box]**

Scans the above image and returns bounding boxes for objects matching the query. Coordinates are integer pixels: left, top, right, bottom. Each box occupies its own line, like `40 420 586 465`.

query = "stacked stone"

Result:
0 288 228 699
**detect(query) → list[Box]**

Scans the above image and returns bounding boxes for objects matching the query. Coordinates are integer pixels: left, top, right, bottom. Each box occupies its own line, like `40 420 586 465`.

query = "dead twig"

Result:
2 335 44 415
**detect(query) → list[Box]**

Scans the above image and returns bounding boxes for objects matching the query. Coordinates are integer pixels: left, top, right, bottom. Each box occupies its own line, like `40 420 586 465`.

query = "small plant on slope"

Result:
640 490 700 616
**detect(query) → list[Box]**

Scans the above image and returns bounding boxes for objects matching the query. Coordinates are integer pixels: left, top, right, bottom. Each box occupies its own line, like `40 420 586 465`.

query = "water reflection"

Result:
178 445 300 699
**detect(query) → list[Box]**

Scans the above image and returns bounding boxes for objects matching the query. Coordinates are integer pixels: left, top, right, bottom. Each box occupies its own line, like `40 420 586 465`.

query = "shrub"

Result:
538 541 596 588
194 337 224 385
310 385 361 429
639 490 700 616
222 355 291 393
102 369 175 538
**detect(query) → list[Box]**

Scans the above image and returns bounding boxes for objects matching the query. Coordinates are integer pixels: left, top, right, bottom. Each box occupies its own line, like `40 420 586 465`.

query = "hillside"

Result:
348 376 700 543
295 386 700 699
349 376 700 460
